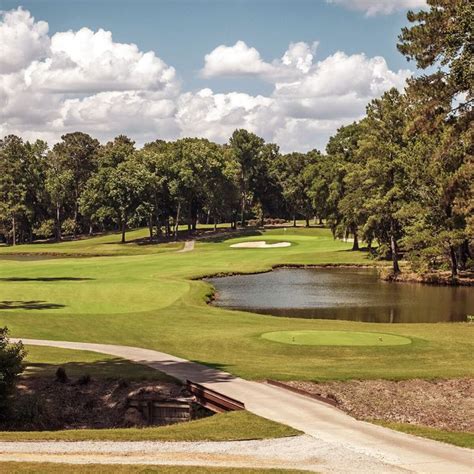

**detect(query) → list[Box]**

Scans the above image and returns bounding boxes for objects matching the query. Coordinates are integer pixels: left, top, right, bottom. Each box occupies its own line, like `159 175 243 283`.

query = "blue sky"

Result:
3 0 414 94
0 0 426 151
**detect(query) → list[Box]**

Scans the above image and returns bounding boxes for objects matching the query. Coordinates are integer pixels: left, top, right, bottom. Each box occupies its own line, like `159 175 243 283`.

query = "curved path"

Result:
7 338 474 473
177 240 195 252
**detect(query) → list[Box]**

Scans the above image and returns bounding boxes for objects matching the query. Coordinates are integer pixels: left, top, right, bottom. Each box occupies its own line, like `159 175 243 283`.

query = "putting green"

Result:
261 330 412 346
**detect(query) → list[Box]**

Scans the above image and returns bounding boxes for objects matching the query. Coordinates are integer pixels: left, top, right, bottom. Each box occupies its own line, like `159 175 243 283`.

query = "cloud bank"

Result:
1 8 412 152
326 0 426 16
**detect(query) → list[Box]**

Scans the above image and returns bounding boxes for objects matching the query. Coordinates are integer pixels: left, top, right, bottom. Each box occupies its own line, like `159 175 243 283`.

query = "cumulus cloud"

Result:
0 8 50 73
1 7 413 152
326 0 426 16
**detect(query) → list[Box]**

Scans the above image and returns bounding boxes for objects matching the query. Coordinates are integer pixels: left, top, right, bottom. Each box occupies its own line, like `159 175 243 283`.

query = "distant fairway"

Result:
0 226 472 381
261 330 412 346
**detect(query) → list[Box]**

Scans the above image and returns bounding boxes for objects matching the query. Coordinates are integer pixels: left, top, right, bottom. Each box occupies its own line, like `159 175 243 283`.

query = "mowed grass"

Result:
0 226 472 381
0 463 304 474
373 421 474 449
0 411 301 442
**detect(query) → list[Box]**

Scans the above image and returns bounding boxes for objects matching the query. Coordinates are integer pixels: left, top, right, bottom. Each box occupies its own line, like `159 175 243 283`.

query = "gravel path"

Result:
7 338 474 473
0 436 410 472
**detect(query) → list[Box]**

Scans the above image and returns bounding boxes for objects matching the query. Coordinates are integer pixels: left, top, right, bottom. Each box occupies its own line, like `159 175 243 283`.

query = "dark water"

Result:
206 268 474 323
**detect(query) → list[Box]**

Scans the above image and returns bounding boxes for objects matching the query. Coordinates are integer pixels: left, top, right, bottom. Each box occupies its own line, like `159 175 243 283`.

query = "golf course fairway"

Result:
0 226 472 382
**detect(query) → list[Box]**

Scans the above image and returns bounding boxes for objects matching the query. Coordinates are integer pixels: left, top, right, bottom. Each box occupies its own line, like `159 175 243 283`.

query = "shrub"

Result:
0 328 26 417
61 218 77 236
33 219 55 239
55 367 69 383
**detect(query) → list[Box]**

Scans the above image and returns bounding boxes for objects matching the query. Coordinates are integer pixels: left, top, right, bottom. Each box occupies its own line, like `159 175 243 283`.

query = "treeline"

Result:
0 0 472 277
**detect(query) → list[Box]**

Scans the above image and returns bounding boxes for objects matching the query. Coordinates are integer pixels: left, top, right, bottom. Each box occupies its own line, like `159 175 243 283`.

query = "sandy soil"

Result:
230 241 291 248
283 379 474 431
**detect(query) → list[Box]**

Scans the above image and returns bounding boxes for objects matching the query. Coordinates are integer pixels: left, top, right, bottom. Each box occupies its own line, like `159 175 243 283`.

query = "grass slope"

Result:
23 345 174 381
374 421 474 449
0 226 472 381
0 411 300 442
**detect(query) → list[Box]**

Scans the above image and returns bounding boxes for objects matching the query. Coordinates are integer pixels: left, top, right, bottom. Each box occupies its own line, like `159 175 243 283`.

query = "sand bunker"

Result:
230 241 291 249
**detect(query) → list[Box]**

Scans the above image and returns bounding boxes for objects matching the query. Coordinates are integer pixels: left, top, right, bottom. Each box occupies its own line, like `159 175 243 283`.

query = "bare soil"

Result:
283 378 474 432
1 376 189 431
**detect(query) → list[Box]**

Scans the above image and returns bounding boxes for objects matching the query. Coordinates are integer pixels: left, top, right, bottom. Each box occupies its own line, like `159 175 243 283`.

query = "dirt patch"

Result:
0 375 202 431
282 379 474 432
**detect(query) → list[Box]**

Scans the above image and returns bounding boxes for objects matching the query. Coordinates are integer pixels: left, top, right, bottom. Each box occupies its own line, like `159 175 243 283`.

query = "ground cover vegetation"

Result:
0 1 472 278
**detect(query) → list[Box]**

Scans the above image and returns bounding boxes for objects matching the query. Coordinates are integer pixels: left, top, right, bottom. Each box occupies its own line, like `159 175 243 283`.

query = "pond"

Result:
206 268 474 323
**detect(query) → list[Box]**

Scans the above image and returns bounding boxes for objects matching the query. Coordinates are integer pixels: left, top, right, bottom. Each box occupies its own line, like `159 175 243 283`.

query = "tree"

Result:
357 89 410 273
0 328 26 417
274 152 317 227
229 129 265 226
0 136 28 245
398 0 472 112
50 133 99 236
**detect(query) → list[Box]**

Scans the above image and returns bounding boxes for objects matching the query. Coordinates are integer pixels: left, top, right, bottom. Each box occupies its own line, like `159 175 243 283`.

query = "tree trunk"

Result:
148 215 153 243
390 232 400 274
459 240 471 270
174 202 181 240
305 217 310 227
121 217 127 244
352 229 359 251
11 215 16 246
214 216 217 232
449 245 458 278
240 193 246 227
293 214 297 227
56 201 61 242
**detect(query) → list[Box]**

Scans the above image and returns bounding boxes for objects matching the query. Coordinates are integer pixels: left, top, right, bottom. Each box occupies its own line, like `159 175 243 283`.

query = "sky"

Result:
0 0 427 152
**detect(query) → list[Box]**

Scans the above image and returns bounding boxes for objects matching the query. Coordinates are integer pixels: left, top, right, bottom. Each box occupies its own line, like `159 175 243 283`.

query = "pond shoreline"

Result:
200 262 473 287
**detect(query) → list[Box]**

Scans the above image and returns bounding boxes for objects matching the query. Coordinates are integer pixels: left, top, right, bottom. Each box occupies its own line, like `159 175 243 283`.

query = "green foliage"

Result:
0 328 26 416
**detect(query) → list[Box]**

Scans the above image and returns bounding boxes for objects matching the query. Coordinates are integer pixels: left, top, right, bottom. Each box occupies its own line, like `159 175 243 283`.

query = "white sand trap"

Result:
230 240 291 248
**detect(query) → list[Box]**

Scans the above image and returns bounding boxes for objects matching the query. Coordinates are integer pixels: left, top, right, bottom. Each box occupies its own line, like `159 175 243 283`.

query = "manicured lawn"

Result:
23 345 174 381
0 463 303 473
0 226 472 381
0 411 300 442
261 330 412 346
374 421 474 449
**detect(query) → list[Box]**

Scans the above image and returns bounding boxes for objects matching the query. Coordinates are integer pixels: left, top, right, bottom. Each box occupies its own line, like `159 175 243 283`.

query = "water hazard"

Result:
206 268 474 323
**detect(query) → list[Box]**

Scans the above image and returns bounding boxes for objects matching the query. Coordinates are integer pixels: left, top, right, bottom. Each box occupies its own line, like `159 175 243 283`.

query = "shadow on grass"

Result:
0 300 66 310
0 277 94 282
205 229 263 243
24 358 174 381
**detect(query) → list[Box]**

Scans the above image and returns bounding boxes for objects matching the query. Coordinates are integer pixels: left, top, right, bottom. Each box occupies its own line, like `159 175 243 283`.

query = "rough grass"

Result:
0 411 301 442
373 421 474 449
0 226 472 381
0 463 303 473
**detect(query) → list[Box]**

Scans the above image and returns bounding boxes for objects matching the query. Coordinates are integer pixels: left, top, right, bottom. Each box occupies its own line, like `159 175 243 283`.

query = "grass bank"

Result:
0 411 300 442
374 421 474 449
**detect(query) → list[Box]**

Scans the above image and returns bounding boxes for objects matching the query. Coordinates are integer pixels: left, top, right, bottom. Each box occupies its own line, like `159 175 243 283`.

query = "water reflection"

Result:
206 268 473 323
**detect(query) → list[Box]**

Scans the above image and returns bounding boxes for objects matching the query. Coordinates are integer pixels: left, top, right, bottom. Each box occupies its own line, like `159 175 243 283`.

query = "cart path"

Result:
177 240 195 252
8 338 473 473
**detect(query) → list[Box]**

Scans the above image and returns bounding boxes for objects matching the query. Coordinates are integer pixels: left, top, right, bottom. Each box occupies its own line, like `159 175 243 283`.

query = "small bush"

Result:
76 374 91 385
0 328 26 418
55 367 69 383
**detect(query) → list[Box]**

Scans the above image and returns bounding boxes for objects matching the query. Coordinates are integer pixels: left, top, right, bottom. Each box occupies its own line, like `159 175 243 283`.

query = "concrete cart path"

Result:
9 338 473 473
177 240 195 252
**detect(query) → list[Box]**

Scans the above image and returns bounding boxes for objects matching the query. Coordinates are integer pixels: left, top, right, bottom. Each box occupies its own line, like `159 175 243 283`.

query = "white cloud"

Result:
201 40 273 78
0 8 50 73
0 8 413 153
326 0 426 16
